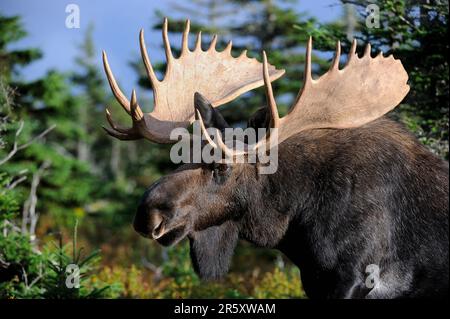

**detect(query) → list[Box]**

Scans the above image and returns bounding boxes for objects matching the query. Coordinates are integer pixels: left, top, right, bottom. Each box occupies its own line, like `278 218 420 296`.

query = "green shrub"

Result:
253 266 305 299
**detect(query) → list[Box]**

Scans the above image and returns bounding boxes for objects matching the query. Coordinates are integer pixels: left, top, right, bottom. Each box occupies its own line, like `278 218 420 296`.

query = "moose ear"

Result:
247 106 270 130
189 221 238 280
194 92 230 131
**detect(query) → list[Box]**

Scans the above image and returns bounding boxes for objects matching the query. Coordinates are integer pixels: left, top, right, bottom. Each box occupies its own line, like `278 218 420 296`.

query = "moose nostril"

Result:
152 220 164 238
133 204 167 239
151 213 165 239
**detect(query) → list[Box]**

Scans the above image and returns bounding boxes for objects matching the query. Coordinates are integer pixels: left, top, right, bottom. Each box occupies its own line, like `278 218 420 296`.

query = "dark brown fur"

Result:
134 112 449 299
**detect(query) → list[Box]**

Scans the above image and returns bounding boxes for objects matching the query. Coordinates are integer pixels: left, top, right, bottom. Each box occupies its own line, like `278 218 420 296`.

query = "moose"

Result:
102 19 449 298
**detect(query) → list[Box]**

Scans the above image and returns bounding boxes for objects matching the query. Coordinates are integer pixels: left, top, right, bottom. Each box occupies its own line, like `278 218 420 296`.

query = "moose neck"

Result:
236 139 323 270
238 153 311 252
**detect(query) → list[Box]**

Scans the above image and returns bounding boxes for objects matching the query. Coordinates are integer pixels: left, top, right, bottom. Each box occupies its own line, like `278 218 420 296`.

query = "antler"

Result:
103 18 285 143
199 37 410 157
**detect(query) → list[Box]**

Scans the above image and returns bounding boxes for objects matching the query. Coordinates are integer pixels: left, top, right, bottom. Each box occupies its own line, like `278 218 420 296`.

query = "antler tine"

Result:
162 18 173 64
102 91 147 141
103 108 141 140
181 19 190 54
195 31 202 51
130 89 144 121
364 43 371 57
208 35 218 52
224 40 232 54
216 130 249 158
330 40 341 71
346 39 358 66
139 29 159 90
262 51 279 128
238 50 248 59
102 125 141 140
105 108 131 133
102 51 131 114
196 109 218 148
350 39 357 55
304 37 313 84
196 109 252 159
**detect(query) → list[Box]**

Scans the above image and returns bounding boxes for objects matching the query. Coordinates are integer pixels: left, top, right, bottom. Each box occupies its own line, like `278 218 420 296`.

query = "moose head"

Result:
100 19 448 299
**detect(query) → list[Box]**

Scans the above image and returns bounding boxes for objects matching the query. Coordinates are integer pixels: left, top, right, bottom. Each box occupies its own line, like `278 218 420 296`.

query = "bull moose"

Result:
101 19 449 298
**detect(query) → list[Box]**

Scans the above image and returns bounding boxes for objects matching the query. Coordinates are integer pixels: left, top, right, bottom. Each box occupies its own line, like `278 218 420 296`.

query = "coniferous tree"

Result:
71 23 106 166
0 12 95 230
0 14 106 298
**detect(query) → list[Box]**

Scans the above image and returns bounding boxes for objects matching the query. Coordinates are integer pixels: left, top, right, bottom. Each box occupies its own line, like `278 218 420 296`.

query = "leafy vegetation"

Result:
0 0 448 298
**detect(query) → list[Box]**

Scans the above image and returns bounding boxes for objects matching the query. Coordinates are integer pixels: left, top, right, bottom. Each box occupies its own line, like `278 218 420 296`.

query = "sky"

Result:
0 0 343 94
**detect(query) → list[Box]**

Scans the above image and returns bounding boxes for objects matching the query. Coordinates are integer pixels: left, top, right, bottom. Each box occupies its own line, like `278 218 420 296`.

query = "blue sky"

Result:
0 0 343 94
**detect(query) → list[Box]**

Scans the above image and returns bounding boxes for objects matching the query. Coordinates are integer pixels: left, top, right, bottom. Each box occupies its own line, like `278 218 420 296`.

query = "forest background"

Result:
0 0 448 298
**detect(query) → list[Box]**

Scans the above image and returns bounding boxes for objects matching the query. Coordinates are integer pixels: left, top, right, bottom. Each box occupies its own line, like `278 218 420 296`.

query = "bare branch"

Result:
21 160 51 243
0 123 56 166
7 175 28 190
6 169 29 189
